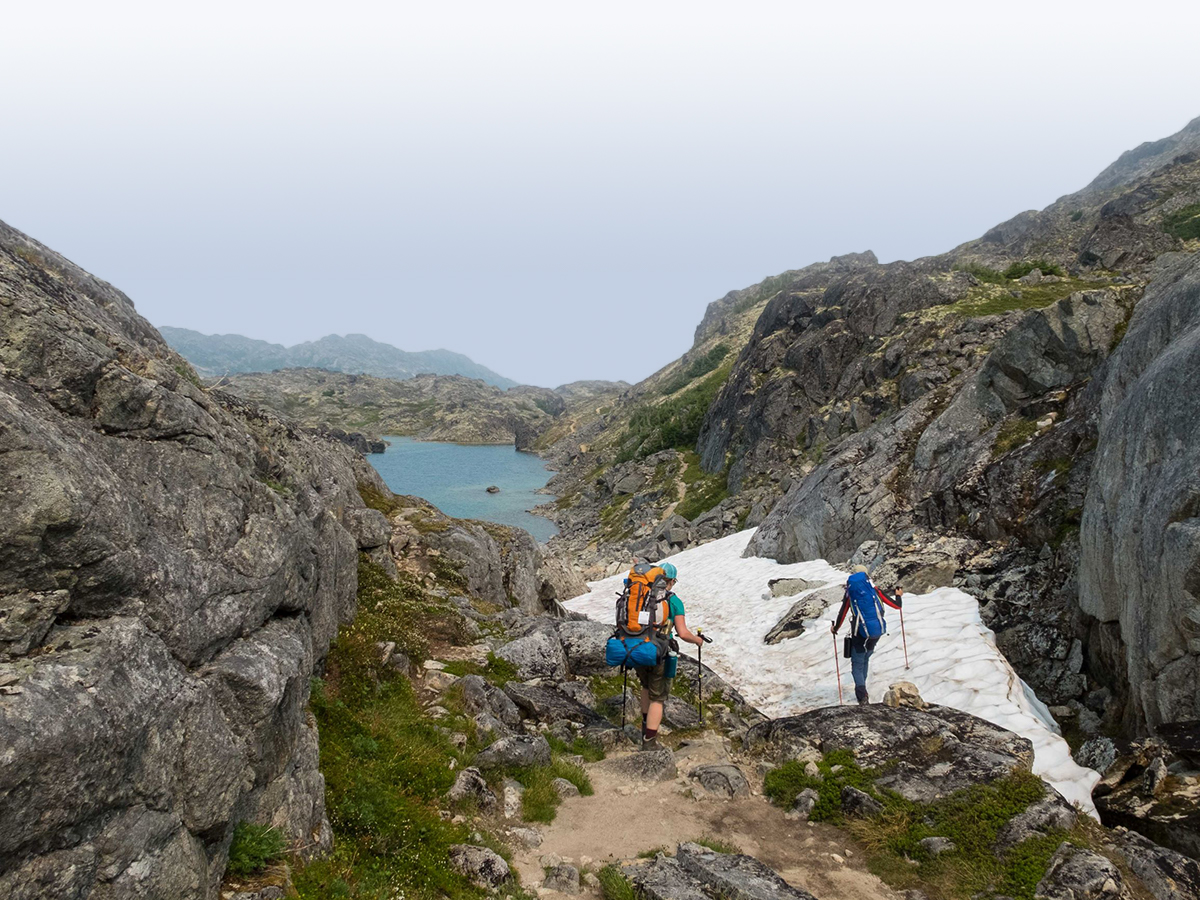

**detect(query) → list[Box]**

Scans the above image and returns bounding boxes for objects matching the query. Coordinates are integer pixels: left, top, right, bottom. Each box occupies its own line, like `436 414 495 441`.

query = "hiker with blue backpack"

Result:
604 561 706 750
830 569 904 705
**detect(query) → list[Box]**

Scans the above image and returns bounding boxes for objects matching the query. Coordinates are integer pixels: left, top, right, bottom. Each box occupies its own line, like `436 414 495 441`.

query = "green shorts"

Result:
636 659 671 702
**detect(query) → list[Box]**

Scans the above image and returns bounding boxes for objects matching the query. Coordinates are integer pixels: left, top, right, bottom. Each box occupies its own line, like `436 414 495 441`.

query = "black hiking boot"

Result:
855 686 869 705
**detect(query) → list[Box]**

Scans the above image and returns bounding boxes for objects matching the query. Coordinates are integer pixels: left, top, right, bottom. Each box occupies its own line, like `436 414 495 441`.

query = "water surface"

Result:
368 437 558 542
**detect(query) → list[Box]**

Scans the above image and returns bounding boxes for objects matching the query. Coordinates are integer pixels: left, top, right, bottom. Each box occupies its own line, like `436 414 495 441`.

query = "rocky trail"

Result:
508 735 902 900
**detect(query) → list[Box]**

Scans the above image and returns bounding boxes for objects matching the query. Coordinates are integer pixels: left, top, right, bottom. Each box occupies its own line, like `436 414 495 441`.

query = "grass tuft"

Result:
598 866 638 900
693 836 743 855
763 749 883 822
227 823 286 878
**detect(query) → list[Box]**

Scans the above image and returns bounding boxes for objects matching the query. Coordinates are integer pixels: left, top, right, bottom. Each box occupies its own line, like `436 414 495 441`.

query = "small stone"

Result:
840 785 884 817
803 762 821 779
553 777 582 799
543 864 580 894
424 659 447 671
503 779 525 819
508 827 543 849
919 836 956 857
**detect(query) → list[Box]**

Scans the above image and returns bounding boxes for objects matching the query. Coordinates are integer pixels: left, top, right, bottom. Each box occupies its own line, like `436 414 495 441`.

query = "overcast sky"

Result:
3 1 1198 387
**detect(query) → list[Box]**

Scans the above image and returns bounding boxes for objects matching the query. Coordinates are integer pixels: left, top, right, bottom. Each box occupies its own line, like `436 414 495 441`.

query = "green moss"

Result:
1163 202 1200 240
993 417 1039 456
636 845 671 859
227 823 286 878
1070 210 1084 222
357 481 402 516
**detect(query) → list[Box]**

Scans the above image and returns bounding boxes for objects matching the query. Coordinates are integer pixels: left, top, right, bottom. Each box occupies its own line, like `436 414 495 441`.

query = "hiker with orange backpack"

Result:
604 561 705 750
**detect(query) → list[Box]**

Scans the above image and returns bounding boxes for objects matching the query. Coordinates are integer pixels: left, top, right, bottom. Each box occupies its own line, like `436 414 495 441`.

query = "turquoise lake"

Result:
368 437 559 542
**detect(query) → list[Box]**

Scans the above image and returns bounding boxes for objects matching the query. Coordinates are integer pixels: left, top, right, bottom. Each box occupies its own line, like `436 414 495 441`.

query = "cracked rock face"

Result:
1080 252 1200 732
0 220 365 898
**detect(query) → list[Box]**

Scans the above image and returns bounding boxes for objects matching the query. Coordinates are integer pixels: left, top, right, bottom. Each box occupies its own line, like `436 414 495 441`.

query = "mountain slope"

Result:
542 115 1200 748
161 326 519 388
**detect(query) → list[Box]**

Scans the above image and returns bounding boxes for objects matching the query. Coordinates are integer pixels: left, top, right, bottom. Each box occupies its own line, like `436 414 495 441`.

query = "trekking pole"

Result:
899 606 910 669
622 666 628 727
696 629 712 721
832 630 844 706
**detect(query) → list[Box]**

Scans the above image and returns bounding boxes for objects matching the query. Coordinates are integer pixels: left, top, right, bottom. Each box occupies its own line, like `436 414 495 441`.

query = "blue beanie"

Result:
660 562 677 579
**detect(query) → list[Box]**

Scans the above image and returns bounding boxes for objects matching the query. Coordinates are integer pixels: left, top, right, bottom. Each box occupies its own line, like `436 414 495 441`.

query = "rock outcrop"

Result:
1079 252 1200 731
0 221 367 897
748 704 1034 803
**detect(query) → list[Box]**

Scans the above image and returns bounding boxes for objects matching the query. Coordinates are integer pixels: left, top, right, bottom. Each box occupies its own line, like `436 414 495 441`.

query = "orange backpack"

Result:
615 563 671 640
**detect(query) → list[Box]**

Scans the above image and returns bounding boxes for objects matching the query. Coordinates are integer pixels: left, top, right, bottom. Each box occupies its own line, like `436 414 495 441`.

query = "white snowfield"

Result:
564 529 1100 815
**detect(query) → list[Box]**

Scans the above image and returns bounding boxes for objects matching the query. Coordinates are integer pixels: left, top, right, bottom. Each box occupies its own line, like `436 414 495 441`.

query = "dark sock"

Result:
643 728 658 741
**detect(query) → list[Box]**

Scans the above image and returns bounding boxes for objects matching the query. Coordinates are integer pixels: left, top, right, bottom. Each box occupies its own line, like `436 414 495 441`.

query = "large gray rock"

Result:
623 855 711 900
748 704 1034 803
1079 253 1200 731
460 674 521 727
496 629 569 682
0 221 363 898
502 681 608 727
1035 843 1131 899
474 734 552 769
763 596 828 644
544 864 580 894
594 748 677 782
448 767 497 810
557 619 612 676
689 764 750 798
993 791 1078 853
676 842 818 900
1114 827 1200 900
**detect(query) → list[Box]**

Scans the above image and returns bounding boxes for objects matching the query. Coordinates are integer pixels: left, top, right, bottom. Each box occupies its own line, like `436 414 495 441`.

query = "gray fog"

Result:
3 1 1197 387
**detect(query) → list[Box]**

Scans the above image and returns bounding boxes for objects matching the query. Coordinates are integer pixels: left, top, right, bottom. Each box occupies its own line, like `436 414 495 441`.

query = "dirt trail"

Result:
510 735 903 900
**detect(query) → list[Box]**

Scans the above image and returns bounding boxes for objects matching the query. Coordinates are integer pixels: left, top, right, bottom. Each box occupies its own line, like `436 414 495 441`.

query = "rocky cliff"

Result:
0 221 369 898
1079 252 1200 732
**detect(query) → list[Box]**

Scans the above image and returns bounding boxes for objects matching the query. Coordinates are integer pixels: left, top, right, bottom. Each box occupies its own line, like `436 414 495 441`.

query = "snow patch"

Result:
564 529 1100 814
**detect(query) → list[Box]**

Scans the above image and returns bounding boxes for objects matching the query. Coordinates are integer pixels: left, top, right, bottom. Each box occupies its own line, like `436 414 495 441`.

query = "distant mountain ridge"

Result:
160 327 519 388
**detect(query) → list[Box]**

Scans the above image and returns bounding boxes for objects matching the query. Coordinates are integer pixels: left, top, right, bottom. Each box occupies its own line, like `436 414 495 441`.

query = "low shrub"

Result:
227 823 286 878
1003 259 1065 279
615 365 731 463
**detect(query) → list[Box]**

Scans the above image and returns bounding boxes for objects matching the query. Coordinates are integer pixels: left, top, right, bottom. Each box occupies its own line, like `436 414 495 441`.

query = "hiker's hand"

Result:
830 623 837 635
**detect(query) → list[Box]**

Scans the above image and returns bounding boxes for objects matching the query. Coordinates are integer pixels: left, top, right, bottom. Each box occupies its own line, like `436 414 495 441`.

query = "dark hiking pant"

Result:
850 634 879 703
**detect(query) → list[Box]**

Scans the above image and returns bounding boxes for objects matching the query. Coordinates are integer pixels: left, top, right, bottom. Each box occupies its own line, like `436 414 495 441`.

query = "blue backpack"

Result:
846 572 887 639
